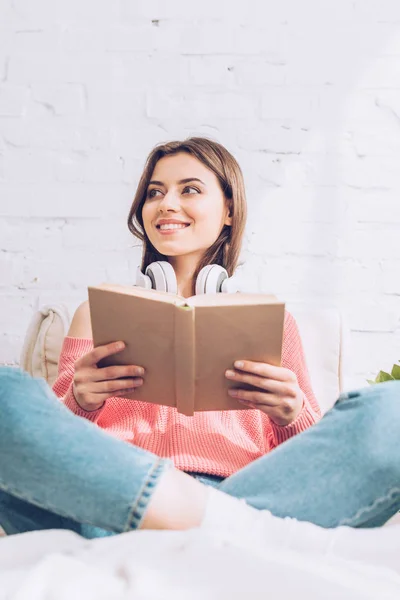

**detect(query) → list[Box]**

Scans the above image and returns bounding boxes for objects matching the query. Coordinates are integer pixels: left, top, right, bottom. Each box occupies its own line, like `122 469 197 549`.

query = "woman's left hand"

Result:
225 360 304 426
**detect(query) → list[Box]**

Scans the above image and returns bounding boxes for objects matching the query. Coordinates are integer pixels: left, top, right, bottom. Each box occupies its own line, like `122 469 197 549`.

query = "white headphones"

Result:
135 262 236 295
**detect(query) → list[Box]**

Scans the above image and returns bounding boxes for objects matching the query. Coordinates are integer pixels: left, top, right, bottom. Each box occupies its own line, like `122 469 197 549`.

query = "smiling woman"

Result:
2 137 400 549
23 136 325 539
127 138 246 299
53 137 320 460
141 154 233 298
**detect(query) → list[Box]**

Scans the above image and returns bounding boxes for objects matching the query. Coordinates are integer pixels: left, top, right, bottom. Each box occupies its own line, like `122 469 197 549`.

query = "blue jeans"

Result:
0 367 399 538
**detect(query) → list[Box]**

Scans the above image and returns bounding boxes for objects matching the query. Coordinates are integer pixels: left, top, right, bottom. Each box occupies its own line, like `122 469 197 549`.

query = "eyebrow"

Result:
148 178 205 187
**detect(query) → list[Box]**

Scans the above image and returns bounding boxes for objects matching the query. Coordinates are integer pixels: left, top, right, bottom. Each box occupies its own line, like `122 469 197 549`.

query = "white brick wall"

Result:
1 0 400 388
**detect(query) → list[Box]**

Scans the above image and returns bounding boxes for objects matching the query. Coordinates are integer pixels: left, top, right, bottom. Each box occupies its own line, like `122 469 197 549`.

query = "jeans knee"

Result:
0 367 37 403
375 381 400 451
0 368 39 438
365 380 400 422
379 380 400 412
341 380 400 418
352 381 400 478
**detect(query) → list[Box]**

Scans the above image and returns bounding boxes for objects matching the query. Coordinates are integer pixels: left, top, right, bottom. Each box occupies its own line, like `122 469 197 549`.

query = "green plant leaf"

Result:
366 379 376 385
375 370 395 383
391 364 400 380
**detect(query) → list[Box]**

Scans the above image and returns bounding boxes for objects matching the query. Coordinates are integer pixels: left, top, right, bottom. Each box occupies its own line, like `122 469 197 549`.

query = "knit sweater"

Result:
53 311 321 477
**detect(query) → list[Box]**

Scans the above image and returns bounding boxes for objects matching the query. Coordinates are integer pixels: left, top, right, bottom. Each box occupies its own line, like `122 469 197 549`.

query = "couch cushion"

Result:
291 308 344 415
20 305 70 387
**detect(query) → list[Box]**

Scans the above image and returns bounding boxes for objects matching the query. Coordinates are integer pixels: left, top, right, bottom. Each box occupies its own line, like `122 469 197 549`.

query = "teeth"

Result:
159 223 188 230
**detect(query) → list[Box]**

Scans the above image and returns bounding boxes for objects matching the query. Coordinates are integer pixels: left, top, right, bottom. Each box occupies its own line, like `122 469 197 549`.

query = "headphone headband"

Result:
135 262 236 294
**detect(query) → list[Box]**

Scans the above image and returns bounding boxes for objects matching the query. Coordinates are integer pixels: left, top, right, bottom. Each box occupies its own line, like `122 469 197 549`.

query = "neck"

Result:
169 254 202 298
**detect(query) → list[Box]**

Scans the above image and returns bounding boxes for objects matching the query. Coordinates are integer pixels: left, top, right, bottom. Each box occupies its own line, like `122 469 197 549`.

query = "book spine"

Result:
174 306 195 416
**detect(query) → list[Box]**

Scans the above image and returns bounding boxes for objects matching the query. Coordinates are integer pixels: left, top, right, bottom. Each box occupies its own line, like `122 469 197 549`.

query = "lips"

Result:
155 219 191 232
157 223 190 231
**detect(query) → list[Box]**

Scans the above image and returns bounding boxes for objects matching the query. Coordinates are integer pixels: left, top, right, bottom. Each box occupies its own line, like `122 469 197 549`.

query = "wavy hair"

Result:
127 137 247 291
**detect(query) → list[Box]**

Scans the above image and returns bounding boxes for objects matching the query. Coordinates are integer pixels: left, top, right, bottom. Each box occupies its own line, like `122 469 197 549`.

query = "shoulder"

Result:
283 310 299 334
282 310 303 353
67 300 92 339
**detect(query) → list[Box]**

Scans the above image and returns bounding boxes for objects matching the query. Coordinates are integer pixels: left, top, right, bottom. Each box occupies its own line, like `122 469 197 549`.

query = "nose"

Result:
158 190 180 212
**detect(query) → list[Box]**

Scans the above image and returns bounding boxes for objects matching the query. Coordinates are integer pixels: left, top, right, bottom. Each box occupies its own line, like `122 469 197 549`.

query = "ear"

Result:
224 206 233 227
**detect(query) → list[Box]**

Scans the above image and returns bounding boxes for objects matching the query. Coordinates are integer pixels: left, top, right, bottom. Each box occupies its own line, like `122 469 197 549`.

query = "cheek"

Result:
192 214 224 247
194 202 226 232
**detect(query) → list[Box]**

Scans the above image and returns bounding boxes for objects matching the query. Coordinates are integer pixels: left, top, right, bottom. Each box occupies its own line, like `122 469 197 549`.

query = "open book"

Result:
88 284 285 416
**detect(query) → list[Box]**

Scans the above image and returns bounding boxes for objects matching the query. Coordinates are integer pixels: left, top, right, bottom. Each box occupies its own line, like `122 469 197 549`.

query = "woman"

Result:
53 137 321 483
1 137 399 546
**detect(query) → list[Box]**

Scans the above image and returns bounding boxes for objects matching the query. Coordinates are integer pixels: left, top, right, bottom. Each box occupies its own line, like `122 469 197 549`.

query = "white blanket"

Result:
1 528 400 600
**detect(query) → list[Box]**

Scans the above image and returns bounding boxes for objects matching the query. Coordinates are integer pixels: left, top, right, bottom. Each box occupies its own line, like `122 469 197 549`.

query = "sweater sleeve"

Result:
269 311 322 447
52 336 106 423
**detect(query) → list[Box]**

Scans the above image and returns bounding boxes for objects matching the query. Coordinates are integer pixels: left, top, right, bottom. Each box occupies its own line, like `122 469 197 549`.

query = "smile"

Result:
156 223 190 233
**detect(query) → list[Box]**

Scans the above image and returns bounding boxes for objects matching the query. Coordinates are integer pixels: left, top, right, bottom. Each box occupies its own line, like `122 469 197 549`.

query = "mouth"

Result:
155 222 191 234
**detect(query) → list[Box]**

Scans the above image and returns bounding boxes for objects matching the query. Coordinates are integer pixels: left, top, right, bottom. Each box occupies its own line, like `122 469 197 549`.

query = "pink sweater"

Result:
53 311 321 477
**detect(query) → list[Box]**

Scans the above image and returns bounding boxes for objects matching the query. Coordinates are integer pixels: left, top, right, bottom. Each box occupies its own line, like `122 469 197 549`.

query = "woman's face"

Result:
142 152 232 260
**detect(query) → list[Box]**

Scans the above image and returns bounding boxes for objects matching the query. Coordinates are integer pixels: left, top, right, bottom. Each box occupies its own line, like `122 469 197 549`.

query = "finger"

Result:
93 378 143 394
92 364 144 382
77 342 126 368
226 370 294 396
228 388 281 406
87 386 140 406
99 385 142 401
236 399 257 410
233 361 296 383
114 387 138 397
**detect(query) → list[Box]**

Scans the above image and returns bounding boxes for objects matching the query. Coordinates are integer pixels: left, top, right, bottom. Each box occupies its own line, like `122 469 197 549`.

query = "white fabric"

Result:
1 488 399 598
202 488 400 573
1 526 400 600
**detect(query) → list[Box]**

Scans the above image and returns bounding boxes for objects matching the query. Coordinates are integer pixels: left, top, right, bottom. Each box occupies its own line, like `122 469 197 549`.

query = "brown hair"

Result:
127 137 247 291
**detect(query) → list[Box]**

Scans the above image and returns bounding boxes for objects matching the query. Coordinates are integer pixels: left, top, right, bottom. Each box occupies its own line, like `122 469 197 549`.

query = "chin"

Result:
153 242 205 259
150 242 190 256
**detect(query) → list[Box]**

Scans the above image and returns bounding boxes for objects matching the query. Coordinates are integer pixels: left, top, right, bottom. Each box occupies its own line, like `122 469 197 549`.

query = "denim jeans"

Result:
0 367 399 539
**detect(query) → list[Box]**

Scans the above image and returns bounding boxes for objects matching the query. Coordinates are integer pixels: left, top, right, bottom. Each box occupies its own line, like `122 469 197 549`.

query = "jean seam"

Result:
125 459 169 531
338 485 400 527
1 458 170 533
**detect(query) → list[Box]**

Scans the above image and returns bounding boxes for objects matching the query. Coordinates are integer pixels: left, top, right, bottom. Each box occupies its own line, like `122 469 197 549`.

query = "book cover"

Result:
88 284 285 416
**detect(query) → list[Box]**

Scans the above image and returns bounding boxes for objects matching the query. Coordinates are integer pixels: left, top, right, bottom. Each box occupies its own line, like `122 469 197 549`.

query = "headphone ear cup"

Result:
135 266 153 289
145 261 178 294
220 276 238 294
196 265 229 295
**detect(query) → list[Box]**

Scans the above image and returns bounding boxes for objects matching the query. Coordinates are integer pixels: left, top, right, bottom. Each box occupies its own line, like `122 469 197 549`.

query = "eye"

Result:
147 188 163 199
182 186 200 195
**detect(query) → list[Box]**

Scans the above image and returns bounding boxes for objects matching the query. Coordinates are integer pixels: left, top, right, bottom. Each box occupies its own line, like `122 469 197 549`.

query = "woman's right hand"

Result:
72 341 144 412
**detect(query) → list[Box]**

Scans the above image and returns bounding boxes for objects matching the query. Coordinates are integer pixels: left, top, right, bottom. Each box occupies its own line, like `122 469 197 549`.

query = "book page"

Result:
194 302 285 412
89 287 177 407
187 293 283 308
91 283 186 306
